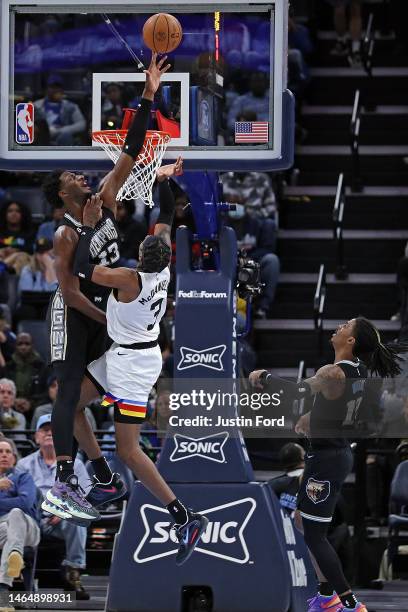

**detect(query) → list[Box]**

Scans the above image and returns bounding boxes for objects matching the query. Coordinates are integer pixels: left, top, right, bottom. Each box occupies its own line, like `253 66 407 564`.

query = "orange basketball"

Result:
142 13 182 54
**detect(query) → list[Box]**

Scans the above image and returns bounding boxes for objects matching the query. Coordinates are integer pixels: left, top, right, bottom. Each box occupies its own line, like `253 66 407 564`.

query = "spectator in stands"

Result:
220 172 277 219
0 379 26 440
30 375 96 433
101 82 129 130
269 443 305 514
0 308 16 369
0 201 35 274
34 74 86 146
226 198 280 319
326 0 362 65
36 206 65 243
17 415 90 600
2 333 47 415
0 437 40 594
227 71 270 132
116 200 147 267
16 238 57 321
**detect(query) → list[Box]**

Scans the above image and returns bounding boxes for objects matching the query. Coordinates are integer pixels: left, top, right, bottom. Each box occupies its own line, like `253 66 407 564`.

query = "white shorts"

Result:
87 342 162 423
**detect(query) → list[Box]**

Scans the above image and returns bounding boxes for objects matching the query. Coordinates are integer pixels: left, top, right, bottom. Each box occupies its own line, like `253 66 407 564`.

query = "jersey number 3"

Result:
147 298 164 331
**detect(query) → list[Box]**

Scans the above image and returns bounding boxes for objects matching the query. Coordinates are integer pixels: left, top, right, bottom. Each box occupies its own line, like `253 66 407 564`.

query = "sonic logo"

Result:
170 432 229 463
306 478 331 504
134 498 256 564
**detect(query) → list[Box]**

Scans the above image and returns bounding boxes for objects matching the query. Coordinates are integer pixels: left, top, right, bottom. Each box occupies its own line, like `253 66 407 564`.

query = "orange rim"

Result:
92 129 170 146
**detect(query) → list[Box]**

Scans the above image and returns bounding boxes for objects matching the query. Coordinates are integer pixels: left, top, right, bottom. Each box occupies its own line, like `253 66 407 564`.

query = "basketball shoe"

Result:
46 475 100 522
174 511 208 566
307 593 342 611
339 604 367 612
86 473 127 508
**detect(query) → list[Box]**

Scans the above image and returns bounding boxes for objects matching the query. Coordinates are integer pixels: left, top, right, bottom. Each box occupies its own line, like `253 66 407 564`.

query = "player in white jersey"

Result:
71 169 208 566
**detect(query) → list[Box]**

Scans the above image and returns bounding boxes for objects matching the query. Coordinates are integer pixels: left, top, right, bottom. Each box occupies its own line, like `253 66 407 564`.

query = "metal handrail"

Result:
313 264 326 362
362 13 375 78
350 91 363 192
294 360 307 416
333 173 348 279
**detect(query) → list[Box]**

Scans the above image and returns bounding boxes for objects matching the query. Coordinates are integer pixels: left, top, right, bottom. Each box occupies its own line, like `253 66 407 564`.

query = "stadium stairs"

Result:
254 14 407 373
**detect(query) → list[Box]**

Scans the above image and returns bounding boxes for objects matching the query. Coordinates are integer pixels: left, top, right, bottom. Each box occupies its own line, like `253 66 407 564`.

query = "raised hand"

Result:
156 156 184 182
143 52 171 98
83 194 103 228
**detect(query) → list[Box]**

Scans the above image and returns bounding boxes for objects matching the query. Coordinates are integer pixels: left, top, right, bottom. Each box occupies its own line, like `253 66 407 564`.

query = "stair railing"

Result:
362 12 375 79
313 264 326 363
333 173 348 279
350 90 363 192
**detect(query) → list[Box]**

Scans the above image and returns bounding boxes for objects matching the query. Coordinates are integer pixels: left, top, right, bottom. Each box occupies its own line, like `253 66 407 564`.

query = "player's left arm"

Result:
72 195 139 293
249 364 346 401
99 53 171 216
153 157 183 247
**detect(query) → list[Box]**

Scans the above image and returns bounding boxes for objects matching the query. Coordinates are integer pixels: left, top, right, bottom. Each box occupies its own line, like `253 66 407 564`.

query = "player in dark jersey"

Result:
250 317 408 612
41 53 170 523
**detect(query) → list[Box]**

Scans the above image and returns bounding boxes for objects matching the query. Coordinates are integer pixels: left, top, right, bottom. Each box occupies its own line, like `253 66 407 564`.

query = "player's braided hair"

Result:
352 317 408 377
139 235 171 273
42 169 65 208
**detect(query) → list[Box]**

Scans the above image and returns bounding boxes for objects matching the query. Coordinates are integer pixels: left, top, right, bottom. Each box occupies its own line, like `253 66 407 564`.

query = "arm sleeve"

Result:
0 472 37 515
73 226 95 281
157 179 176 226
123 98 153 160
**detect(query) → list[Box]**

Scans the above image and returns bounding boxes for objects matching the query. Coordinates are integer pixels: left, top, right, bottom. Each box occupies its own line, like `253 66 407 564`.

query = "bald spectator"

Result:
0 379 26 440
2 333 47 414
0 437 40 596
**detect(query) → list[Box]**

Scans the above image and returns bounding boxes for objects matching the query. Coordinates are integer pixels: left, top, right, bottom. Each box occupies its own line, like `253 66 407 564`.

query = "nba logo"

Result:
15 103 34 144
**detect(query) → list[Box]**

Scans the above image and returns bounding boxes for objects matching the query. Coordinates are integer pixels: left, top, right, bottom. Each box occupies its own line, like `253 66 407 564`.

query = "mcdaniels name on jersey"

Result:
138 278 169 305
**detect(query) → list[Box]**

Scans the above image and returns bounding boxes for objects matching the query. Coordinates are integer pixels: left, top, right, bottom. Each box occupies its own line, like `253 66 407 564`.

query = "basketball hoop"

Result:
92 129 171 207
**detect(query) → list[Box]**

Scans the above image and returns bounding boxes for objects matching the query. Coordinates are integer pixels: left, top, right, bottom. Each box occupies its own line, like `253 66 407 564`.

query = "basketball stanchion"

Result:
106 172 315 612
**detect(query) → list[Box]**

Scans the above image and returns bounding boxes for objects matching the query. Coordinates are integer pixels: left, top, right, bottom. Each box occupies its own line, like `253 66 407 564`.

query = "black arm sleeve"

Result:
157 179 176 226
123 98 153 160
73 226 95 281
259 370 312 400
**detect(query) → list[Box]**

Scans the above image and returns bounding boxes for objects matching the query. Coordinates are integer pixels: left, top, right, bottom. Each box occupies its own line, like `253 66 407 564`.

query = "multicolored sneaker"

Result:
307 593 342 611
339 604 367 612
86 472 127 508
174 511 208 566
46 475 100 522
41 499 91 527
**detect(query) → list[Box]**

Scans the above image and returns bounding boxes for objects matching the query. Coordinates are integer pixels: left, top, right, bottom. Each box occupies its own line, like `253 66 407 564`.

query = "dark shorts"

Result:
297 446 353 523
47 288 108 381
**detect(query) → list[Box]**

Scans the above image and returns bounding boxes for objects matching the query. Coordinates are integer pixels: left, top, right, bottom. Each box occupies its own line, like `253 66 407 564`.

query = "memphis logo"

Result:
101 393 146 419
306 478 331 504
134 498 256 564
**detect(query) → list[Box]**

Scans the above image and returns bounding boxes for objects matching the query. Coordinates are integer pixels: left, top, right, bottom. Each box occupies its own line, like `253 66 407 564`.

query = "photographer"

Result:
227 197 280 318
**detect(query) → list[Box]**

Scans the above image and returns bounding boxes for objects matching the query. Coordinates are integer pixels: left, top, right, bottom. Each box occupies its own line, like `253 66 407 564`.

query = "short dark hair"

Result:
42 169 65 208
279 442 305 471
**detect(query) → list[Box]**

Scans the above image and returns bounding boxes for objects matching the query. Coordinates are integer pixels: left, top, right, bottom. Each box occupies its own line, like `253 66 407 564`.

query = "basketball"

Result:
142 13 182 54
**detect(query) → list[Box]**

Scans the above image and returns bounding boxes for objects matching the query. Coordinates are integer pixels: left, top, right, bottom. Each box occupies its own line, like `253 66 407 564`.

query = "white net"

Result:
92 130 171 207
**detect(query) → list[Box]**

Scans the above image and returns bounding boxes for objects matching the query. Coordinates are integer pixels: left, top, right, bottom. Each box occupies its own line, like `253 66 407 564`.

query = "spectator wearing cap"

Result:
30 377 96 432
2 333 47 416
0 437 40 596
17 414 90 600
34 74 86 146
0 379 26 441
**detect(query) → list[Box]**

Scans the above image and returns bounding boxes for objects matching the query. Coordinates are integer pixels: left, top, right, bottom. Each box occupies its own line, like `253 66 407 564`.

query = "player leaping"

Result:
66 175 208 565
42 53 170 524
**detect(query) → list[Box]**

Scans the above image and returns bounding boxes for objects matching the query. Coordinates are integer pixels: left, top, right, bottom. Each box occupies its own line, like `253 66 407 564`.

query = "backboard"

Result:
1 0 294 172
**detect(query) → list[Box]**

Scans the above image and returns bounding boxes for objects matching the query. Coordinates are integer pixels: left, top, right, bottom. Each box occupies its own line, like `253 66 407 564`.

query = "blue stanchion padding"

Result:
107 482 291 612
264 485 316 611
173 172 220 240
157 225 253 483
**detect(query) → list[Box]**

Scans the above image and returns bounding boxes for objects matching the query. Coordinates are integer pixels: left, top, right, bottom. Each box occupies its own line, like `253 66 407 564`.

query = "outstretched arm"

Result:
72 195 139 293
99 53 171 216
153 156 183 247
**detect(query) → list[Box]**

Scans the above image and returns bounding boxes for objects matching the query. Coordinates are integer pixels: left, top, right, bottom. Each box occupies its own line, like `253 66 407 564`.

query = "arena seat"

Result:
5 187 47 218
387 460 408 576
17 320 48 361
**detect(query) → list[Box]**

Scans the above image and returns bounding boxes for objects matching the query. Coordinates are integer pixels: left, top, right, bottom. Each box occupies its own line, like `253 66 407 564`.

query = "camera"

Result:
236 250 263 299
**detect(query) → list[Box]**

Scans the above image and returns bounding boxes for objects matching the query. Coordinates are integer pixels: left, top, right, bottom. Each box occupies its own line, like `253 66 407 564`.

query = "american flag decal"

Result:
234 121 269 143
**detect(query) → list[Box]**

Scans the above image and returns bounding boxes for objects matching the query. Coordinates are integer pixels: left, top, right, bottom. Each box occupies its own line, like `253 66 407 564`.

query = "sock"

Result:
166 499 189 526
340 592 358 609
351 40 360 53
56 460 74 482
91 456 113 483
319 582 334 597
